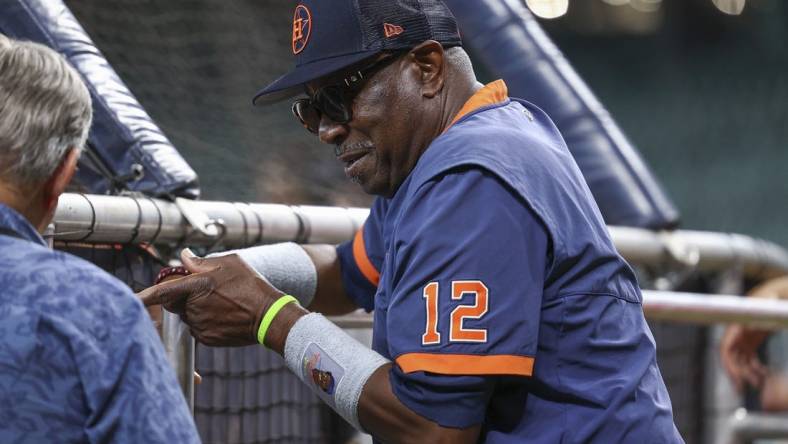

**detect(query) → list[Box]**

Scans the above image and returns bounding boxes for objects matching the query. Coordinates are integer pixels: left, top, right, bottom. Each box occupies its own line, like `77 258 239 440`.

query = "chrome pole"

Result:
330 291 788 330
53 193 788 279
722 408 788 444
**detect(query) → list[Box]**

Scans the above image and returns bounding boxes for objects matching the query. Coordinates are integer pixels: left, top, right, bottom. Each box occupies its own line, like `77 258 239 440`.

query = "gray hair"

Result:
0 34 92 187
445 46 474 78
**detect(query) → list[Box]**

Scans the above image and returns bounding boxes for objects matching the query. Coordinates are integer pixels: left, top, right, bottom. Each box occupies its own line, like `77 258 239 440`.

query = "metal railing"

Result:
723 409 788 444
54 193 788 279
328 290 788 330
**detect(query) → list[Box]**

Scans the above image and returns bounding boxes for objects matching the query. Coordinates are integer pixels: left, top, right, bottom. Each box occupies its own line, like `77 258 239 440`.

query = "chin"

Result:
351 169 401 198
363 181 400 199
358 182 380 197
356 179 388 198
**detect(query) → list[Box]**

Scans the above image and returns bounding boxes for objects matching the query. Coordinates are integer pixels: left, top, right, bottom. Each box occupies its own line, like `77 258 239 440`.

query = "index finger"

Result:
137 274 204 307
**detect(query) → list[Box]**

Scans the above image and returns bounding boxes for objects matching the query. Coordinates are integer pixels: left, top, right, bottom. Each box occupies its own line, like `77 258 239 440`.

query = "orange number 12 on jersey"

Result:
422 280 489 346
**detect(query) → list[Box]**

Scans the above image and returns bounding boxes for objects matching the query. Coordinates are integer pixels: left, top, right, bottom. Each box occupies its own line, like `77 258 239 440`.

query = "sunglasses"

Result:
292 52 403 134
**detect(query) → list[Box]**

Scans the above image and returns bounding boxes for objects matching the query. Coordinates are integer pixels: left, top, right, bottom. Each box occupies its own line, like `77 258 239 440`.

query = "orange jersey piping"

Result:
352 227 380 286
445 79 509 131
396 353 534 377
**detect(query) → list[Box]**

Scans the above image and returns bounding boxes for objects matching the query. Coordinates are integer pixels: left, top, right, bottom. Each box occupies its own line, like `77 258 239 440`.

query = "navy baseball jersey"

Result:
337 81 682 442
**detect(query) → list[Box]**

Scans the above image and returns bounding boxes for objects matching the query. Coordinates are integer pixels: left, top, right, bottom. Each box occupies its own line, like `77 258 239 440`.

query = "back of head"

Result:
0 34 92 188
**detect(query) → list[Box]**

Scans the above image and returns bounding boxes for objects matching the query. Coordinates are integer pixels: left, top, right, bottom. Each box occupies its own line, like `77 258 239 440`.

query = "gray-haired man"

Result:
0 35 200 443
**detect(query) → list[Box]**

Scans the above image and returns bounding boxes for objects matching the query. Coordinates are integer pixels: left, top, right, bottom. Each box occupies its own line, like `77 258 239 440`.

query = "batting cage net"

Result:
65 0 373 209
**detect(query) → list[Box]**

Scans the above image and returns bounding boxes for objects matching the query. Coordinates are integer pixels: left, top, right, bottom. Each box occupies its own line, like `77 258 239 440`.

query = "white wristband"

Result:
209 242 317 307
284 313 389 431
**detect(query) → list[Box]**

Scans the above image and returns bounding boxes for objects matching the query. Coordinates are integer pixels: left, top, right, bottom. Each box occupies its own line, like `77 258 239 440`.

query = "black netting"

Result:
66 0 372 209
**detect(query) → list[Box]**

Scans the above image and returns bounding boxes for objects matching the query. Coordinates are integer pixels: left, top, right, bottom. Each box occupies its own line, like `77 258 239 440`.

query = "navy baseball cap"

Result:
252 0 462 105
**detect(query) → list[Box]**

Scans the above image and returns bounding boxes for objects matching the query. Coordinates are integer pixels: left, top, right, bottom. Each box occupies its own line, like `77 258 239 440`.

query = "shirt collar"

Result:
0 203 48 247
445 79 509 131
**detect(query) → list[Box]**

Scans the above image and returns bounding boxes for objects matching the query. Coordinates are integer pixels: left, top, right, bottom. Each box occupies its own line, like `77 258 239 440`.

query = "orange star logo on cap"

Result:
292 4 312 55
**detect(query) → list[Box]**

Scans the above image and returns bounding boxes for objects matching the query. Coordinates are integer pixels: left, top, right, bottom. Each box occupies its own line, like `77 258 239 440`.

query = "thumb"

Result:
180 248 216 273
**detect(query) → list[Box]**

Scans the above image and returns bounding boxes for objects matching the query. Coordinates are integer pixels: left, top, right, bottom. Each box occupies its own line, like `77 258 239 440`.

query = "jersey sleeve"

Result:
336 198 387 312
386 167 550 428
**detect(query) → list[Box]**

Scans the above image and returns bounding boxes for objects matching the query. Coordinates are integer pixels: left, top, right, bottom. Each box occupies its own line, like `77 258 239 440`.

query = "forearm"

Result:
264 309 479 443
301 244 359 315
748 276 788 300
737 276 788 336
140 251 479 442
358 365 481 444
210 242 358 315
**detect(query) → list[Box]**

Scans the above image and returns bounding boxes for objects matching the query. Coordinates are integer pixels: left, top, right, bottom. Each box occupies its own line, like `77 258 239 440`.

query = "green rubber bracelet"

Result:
257 295 299 345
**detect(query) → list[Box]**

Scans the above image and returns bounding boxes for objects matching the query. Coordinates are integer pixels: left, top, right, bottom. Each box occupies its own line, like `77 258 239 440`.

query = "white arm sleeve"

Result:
209 242 317 306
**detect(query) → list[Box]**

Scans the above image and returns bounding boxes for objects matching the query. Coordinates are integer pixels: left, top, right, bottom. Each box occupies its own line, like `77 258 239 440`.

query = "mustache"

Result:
335 141 374 157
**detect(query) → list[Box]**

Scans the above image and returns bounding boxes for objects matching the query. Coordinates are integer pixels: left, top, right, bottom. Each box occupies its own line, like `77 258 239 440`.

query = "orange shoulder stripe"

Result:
445 79 509 131
352 227 380 287
396 353 534 377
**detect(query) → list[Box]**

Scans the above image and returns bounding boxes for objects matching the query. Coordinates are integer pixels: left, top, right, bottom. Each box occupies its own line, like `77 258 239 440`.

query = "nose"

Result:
318 114 349 147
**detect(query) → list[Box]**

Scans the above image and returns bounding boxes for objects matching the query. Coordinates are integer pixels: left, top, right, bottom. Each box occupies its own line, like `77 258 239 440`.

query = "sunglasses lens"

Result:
315 86 352 123
292 85 355 134
293 100 321 134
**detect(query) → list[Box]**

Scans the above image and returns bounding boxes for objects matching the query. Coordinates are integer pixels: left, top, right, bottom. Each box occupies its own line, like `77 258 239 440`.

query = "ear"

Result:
42 148 80 216
409 40 446 98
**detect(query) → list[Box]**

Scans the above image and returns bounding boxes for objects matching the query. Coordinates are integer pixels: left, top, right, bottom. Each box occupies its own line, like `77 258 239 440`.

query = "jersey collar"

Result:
0 203 47 247
445 79 509 132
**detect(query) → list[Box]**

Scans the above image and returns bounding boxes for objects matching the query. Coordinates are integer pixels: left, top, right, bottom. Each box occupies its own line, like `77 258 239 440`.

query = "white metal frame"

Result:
53 193 788 279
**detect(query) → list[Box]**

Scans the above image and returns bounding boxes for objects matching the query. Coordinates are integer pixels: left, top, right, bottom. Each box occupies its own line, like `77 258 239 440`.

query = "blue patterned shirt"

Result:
0 203 200 443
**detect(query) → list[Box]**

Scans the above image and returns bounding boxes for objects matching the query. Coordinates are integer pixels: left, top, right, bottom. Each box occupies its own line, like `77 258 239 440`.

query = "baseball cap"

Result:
252 0 462 106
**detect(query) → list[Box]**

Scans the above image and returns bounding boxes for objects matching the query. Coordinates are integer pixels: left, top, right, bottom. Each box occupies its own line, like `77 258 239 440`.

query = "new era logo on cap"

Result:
384 23 404 38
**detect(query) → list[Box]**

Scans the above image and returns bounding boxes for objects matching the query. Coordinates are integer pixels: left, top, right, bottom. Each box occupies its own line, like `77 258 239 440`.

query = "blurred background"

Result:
53 1 786 442
540 0 788 247
63 0 788 246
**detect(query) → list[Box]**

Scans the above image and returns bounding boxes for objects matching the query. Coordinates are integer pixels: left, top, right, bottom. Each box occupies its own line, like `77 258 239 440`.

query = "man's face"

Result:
305 53 425 198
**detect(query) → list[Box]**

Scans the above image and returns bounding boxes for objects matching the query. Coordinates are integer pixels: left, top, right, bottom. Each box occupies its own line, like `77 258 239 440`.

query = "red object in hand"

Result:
154 266 192 285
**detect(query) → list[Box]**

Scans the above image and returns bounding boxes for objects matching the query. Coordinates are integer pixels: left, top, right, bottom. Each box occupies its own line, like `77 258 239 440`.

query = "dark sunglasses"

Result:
292 52 403 134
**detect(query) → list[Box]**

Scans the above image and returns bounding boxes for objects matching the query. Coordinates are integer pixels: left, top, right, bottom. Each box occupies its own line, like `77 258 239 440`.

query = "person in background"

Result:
721 276 788 411
0 34 199 443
